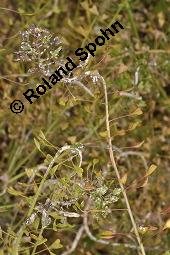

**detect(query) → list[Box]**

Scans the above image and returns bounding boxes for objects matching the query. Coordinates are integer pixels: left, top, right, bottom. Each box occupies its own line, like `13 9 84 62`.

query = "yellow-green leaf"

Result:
25 168 34 178
74 166 83 177
34 138 41 151
145 164 157 177
99 230 114 239
59 98 66 106
44 154 54 164
37 236 47 245
50 239 63 250
120 173 128 185
131 108 143 116
128 121 140 131
99 131 108 137
50 165 59 175
7 187 24 197
89 5 99 15
39 130 46 140
114 130 126 136
163 219 170 230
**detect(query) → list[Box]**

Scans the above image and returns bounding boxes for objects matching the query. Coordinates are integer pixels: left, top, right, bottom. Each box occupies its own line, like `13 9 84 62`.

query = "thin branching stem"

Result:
14 145 82 254
100 75 146 255
83 199 140 250
61 225 84 255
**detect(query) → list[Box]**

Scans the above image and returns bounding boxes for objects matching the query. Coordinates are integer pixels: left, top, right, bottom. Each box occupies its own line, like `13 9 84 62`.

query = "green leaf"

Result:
145 164 157 177
93 158 99 165
34 138 41 151
38 131 55 148
44 154 54 164
36 236 47 245
74 166 83 177
99 131 108 138
32 216 40 230
25 196 35 206
7 187 24 197
51 46 62 57
50 164 59 175
56 223 75 230
50 212 63 219
163 219 170 230
39 130 46 140
49 239 63 250
99 230 114 239
128 121 140 131
131 108 143 116
25 168 34 178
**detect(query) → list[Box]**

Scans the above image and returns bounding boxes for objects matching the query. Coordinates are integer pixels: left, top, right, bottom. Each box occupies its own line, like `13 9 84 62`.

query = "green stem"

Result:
14 145 74 254
14 149 61 254
125 0 140 41
31 228 44 255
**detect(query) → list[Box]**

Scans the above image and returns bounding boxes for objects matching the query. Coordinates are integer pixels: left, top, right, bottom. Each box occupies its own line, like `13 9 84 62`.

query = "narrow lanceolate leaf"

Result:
139 225 158 234
50 165 59 175
145 164 157 177
34 138 41 151
99 230 114 239
39 130 46 140
131 140 144 148
56 223 75 229
7 187 24 197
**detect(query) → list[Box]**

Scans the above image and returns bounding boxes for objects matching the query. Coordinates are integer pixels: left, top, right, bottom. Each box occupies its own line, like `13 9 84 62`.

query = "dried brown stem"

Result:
100 75 146 255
